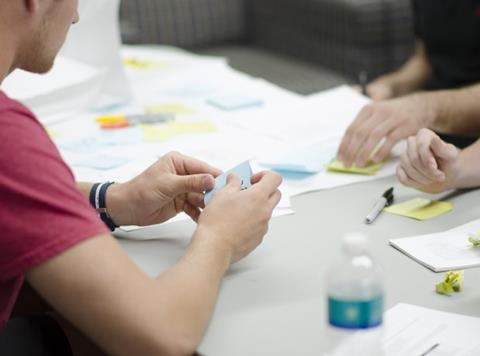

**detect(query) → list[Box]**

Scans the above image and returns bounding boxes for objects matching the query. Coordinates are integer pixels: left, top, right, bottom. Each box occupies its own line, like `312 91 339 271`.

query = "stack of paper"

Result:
331 303 480 356
389 219 480 272
2 57 104 124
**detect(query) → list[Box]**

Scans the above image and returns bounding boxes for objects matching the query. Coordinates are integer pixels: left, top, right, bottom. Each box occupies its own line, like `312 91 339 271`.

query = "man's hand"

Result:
195 171 282 264
337 94 436 168
397 129 461 193
107 151 222 226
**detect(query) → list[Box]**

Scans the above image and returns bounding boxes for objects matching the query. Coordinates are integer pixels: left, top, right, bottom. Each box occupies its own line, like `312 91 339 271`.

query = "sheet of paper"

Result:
116 207 294 239
226 85 370 145
326 160 384 176
204 161 253 205
330 303 480 355
385 198 453 221
73 154 131 170
389 218 480 272
60 0 131 106
207 95 263 111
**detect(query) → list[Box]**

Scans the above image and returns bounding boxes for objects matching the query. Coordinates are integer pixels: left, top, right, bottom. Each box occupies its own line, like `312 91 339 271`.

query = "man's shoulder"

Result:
0 91 34 114
0 91 47 141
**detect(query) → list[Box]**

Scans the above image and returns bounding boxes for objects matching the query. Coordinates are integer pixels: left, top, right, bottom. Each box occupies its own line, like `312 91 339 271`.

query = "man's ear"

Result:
23 0 41 14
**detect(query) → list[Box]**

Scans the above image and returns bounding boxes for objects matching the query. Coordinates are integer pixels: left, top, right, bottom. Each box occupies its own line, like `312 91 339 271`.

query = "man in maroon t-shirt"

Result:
0 1 282 355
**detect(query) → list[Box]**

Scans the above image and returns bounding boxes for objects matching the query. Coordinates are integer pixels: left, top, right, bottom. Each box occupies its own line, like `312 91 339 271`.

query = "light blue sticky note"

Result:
57 127 144 154
260 144 337 174
204 161 253 205
73 155 131 170
206 95 263 111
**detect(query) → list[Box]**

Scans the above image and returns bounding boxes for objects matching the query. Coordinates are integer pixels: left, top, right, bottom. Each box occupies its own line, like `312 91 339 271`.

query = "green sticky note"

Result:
436 270 464 295
384 198 453 220
326 160 384 176
468 232 480 247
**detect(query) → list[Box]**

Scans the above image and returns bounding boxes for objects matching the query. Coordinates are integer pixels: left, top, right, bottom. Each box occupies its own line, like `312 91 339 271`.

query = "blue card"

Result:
204 161 253 205
206 95 263 111
260 144 337 174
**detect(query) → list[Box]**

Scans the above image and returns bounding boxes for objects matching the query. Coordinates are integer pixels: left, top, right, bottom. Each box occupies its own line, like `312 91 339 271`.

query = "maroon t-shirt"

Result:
0 91 108 329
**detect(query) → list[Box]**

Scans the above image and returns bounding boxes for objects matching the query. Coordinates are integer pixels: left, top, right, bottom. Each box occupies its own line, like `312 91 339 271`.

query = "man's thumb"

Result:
176 174 215 194
431 136 459 162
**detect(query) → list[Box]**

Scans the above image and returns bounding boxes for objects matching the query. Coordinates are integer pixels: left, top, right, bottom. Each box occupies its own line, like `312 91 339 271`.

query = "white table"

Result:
116 175 480 355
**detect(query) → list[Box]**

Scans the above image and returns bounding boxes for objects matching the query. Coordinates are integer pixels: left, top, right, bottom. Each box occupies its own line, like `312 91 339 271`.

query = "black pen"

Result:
418 343 440 356
365 187 394 224
358 70 368 97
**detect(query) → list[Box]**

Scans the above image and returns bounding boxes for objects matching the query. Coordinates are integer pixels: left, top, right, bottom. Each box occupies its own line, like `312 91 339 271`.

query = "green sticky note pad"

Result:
326 159 384 176
384 198 453 220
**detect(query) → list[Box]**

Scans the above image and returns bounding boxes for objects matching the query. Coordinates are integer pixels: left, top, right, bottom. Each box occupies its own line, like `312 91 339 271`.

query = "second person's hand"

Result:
337 94 436 168
396 129 460 193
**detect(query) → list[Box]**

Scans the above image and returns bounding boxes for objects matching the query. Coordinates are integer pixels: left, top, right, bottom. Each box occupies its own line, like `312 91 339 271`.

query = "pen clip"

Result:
386 194 394 207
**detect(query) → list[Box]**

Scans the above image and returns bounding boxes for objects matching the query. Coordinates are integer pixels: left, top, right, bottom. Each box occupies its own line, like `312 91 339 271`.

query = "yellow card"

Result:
145 103 194 115
326 159 384 176
141 120 217 142
384 198 453 220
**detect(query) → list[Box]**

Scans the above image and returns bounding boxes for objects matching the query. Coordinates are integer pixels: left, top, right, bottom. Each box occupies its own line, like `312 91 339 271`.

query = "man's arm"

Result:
366 40 432 100
27 233 228 356
424 84 480 135
28 172 282 356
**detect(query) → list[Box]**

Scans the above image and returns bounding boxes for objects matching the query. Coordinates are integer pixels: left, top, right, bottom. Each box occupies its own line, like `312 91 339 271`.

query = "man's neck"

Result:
0 33 17 85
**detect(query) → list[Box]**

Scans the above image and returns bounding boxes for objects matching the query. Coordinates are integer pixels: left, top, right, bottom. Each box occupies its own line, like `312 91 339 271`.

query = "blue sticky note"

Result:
204 161 253 205
73 154 131 170
57 127 144 154
206 95 263 111
260 144 337 174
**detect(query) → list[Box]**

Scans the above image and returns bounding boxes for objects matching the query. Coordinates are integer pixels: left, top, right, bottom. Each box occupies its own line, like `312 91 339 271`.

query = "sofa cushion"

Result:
251 0 415 79
120 0 247 47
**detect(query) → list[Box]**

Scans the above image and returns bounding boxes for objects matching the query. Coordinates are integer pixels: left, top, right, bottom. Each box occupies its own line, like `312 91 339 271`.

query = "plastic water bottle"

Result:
325 233 384 356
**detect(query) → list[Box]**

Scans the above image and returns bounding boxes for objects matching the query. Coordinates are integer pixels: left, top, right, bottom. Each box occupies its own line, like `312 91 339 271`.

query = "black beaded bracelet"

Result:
89 182 119 231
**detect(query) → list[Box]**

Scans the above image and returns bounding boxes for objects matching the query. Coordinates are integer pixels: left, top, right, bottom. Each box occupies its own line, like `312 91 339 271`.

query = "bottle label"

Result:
328 296 383 329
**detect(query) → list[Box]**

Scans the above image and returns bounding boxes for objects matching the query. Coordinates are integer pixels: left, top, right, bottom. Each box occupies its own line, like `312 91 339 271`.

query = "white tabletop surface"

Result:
116 175 480 355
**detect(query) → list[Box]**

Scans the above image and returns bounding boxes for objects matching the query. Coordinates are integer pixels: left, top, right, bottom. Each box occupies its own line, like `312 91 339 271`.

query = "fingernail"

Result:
203 175 214 189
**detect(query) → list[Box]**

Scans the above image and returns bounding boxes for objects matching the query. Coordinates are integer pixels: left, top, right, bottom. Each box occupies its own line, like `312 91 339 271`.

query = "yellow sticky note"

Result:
145 103 194 115
123 58 166 69
141 125 175 142
384 198 453 220
141 120 217 142
168 121 217 134
326 159 384 176
46 128 61 138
